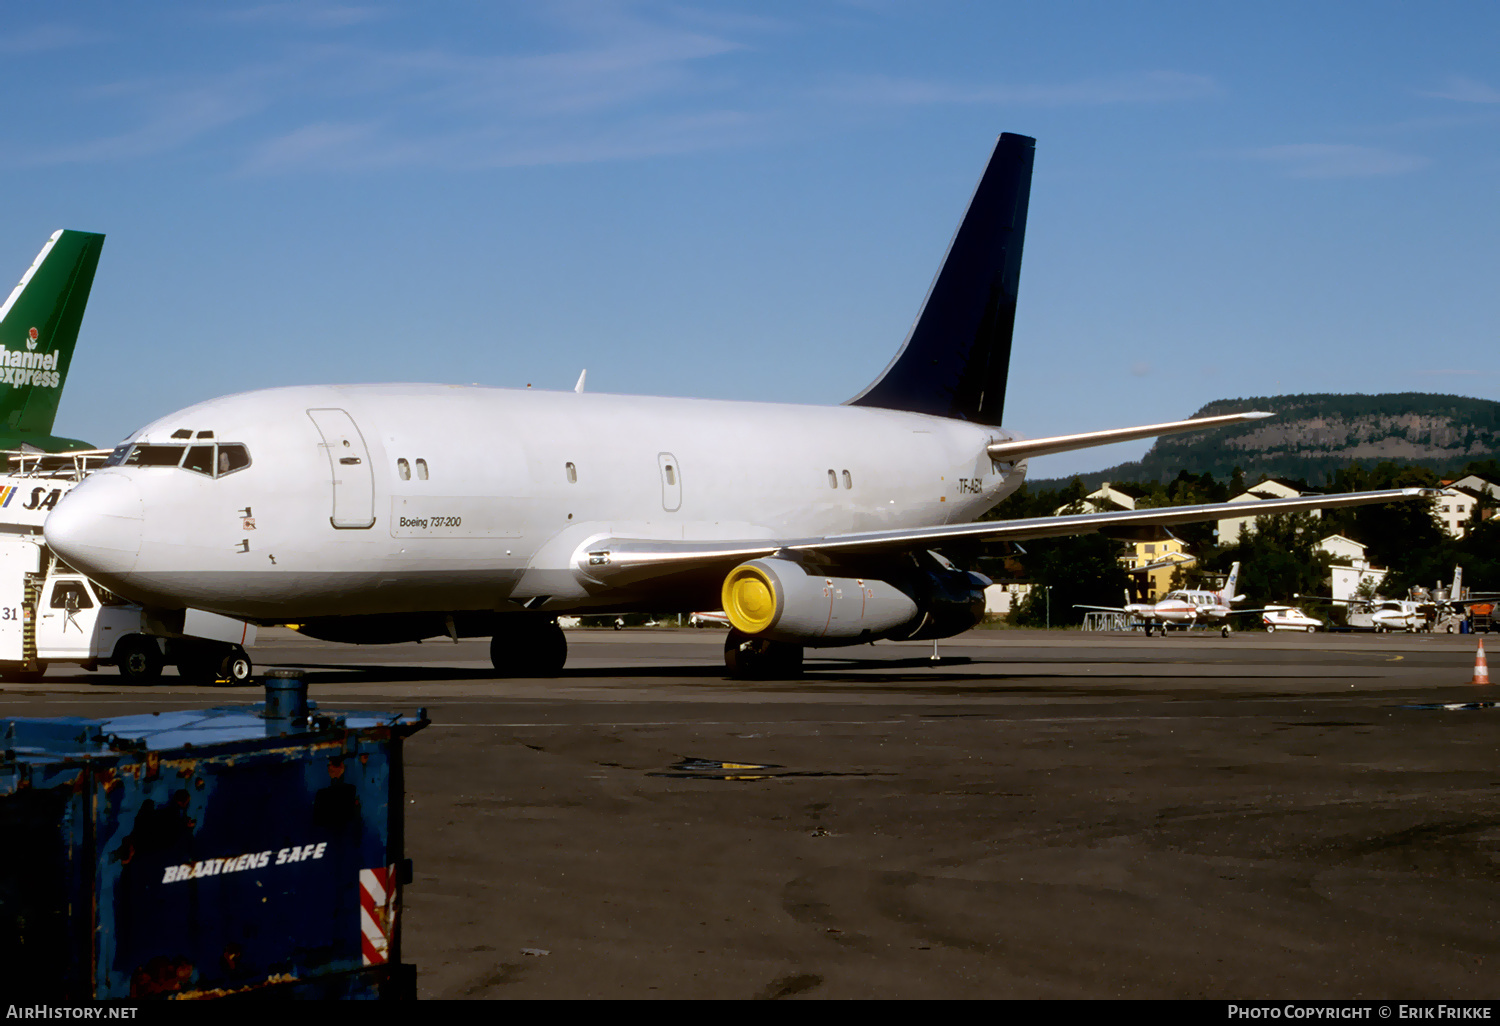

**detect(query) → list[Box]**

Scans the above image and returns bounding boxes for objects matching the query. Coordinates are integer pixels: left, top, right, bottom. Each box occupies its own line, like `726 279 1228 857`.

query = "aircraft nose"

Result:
44 473 144 577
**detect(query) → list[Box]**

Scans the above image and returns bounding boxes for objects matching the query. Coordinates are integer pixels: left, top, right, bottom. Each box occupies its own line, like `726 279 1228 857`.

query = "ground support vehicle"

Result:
1262 606 1322 633
0 671 427 998
0 525 256 686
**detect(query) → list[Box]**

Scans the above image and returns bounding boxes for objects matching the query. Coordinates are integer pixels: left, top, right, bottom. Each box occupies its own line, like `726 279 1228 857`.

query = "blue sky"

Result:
3 1 1497 476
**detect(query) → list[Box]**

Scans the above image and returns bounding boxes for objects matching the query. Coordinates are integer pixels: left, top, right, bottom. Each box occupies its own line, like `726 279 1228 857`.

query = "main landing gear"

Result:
169 638 254 686
724 629 803 679
490 615 568 677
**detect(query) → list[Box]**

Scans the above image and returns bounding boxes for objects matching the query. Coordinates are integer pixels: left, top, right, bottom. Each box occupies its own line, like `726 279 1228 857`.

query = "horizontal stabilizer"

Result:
986 411 1272 463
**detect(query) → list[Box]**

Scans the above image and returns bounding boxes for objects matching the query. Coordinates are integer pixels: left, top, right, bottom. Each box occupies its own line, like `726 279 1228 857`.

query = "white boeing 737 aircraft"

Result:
43 134 1426 680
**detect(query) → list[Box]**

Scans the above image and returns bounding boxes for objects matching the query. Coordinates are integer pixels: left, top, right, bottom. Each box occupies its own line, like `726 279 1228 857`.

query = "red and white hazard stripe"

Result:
359 865 398 966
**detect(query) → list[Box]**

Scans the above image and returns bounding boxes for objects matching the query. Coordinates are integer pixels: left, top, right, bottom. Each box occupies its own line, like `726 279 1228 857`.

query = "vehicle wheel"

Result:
1222 626 1231 638
1266 624 1275 633
1307 625 1316 633
116 635 163 684
220 647 253 685
490 616 567 677
724 630 803 679
1446 624 1455 634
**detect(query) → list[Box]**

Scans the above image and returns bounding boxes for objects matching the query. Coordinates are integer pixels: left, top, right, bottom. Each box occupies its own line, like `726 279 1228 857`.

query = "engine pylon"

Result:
1471 638 1490 686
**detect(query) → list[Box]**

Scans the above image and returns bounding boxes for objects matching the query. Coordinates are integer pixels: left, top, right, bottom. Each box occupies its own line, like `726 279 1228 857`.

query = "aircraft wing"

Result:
578 487 1433 587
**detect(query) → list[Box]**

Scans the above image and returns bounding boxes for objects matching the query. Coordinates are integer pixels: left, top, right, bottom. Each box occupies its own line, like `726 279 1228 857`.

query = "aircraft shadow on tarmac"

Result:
51 654 1370 695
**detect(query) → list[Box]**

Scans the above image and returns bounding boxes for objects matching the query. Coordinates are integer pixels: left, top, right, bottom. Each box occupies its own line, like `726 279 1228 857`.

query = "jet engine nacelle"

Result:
720 557 988 646
721 558 917 645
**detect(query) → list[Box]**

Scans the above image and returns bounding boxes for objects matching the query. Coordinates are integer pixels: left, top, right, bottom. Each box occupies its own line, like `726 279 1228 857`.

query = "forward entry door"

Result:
307 408 376 529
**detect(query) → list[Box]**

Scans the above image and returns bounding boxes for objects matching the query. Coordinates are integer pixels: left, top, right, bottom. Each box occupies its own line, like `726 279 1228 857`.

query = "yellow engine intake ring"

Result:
722 562 780 634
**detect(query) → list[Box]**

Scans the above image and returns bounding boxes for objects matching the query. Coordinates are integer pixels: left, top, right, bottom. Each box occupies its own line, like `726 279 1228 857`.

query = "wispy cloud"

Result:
824 70 1220 107
1 72 274 166
1239 143 1428 179
0 22 102 54
241 109 762 173
1 4 768 173
217 4 389 29
1419 76 1500 104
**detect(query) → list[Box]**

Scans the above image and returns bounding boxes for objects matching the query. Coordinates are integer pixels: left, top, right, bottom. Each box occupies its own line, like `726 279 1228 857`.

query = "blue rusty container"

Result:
0 671 427 999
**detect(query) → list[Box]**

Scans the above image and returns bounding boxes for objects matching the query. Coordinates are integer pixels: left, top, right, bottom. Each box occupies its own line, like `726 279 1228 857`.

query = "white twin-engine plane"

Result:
1079 562 1255 637
44 133 1427 678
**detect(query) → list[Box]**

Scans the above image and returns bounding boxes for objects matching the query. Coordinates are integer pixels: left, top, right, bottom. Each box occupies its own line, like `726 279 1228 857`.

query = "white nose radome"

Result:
44 472 144 578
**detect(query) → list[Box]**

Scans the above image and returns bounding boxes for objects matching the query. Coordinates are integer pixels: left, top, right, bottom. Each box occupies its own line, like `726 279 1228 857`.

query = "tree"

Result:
1212 511 1330 610
1010 534 1130 627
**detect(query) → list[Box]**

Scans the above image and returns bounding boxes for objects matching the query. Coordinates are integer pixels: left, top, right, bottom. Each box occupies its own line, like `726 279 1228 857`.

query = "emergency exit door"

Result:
307 408 376 529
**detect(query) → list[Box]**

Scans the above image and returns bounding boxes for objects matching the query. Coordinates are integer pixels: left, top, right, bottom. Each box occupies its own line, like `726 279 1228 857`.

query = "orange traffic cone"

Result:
1471 639 1490 686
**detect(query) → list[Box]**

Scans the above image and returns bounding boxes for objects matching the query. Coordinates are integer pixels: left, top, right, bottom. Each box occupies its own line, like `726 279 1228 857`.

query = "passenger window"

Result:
566 462 577 484
183 445 215 476
828 470 837 489
50 582 94 610
664 464 676 486
842 470 852 489
217 444 251 476
398 458 411 481
415 459 429 481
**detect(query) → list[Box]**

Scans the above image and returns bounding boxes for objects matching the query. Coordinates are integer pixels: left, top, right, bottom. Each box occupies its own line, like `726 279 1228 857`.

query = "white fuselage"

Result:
1129 590 1231 625
45 384 1023 621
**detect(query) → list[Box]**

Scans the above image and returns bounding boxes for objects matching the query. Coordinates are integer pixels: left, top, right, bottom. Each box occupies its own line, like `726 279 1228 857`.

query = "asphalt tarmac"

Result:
4 626 1499 1000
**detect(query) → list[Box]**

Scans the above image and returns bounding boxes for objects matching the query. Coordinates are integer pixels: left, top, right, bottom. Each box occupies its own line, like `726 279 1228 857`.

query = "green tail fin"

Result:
0 230 105 448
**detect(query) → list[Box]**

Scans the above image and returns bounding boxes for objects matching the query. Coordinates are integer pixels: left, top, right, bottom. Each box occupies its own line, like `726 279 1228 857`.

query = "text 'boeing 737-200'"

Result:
42 134 1429 679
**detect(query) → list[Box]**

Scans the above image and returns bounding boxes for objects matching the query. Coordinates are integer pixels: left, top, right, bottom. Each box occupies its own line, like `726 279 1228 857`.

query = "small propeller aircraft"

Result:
1079 562 1257 637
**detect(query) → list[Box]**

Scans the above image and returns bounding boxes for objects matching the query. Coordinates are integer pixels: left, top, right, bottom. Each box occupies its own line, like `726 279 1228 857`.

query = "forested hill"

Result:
1031 393 1500 490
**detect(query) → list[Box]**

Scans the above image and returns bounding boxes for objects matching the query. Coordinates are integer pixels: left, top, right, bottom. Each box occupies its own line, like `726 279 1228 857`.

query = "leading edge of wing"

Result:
577 488 1434 585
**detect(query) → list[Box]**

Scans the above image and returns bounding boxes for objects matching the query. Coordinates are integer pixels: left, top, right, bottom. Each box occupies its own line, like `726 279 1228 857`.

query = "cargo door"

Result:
658 452 682 512
307 408 376 529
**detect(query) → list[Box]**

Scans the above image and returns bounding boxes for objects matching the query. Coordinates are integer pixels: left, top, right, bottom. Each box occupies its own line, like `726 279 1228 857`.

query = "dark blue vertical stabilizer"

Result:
847 133 1034 425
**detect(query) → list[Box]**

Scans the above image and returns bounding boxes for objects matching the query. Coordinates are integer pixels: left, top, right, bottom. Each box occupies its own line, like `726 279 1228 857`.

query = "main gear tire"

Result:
490 617 567 677
724 630 803 679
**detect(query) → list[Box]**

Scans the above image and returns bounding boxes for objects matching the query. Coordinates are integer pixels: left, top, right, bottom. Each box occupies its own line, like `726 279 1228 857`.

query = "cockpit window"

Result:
107 441 252 478
183 445 216 475
129 445 187 467
219 444 251 475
